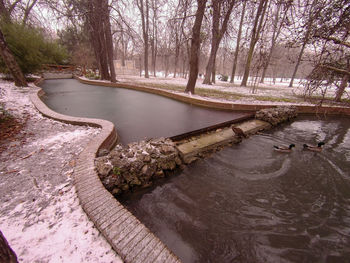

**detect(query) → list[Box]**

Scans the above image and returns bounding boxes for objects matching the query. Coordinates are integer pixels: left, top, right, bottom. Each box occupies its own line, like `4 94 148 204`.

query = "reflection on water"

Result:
121 116 350 262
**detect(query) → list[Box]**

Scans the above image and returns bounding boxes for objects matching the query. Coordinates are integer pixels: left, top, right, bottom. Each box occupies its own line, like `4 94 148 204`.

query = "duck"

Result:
273 144 295 153
303 142 325 152
231 126 247 138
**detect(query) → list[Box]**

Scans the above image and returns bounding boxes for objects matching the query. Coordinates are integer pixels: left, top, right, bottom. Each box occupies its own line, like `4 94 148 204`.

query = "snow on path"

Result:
0 80 123 263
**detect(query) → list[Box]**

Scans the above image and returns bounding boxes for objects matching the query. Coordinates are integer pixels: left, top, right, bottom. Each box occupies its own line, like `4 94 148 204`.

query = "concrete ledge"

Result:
177 119 271 164
77 77 350 116
43 72 73 79
30 84 180 262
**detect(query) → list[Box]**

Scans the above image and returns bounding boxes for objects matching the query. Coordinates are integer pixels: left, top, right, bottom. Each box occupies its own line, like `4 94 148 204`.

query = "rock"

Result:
146 147 158 157
159 160 176 170
95 158 112 177
183 156 198 164
143 154 151 162
97 148 109 157
95 137 182 194
130 178 142 186
126 151 134 158
130 160 143 172
160 145 175 155
121 184 129 191
141 164 151 176
141 182 153 188
154 170 164 178
123 172 136 183
255 106 297 126
112 188 122 196
150 138 165 146
175 156 182 166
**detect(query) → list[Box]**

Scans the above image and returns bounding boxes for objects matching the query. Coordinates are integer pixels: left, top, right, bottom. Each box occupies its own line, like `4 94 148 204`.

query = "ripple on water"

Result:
122 116 350 263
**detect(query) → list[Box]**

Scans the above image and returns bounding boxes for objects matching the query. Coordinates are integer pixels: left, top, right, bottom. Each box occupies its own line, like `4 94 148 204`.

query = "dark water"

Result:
40 79 249 144
121 115 350 263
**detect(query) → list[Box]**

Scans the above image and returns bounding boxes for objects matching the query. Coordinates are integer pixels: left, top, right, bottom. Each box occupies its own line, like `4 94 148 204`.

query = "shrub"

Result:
0 22 68 75
85 71 99 80
219 74 228 82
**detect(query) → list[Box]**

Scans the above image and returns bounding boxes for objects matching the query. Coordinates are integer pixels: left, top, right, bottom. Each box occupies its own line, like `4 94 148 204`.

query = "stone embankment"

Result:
255 106 298 126
95 138 182 195
96 106 299 194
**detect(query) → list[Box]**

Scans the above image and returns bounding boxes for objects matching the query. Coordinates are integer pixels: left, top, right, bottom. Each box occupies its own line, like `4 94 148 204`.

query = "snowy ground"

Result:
114 75 349 105
0 80 122 263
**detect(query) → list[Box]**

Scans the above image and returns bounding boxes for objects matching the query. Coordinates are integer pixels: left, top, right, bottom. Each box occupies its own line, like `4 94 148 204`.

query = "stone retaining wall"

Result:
255 106 298 126
96 138 183 195
43 72 73 79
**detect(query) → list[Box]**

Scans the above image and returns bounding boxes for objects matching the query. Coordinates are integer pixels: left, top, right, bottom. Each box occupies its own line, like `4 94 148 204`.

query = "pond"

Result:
40 79 250 144
121 115 350 262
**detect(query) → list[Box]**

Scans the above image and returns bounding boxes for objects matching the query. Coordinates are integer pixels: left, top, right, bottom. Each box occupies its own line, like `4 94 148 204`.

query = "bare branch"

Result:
321 65 350 76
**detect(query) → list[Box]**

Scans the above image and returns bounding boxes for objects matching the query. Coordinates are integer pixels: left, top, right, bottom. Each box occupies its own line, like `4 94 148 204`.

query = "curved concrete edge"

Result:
30 85 181 263
77 76 350 116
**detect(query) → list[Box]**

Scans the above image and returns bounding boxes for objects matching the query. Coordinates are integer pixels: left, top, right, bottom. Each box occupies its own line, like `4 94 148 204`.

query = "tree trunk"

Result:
335 66 350 102
137 0 150 78
174 36 180 78
203 0 235 85
102 0 116 82
22 0 38 25
241 0 268 87
288 40 307 87
203 0 220 85
139 54 142 77
289 0 318 87
87 0 110 80
0 29 27 87
230 1 246 83
0 230 18 263
260 2 286 83
185 0 207 94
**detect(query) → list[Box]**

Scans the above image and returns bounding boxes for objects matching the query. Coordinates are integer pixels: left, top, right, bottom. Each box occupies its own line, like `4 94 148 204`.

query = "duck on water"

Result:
273 144 296 153
303 142 325 152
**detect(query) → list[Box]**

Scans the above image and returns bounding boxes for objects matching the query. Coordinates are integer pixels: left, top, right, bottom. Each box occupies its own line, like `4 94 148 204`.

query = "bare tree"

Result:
185 0 208 94
203 0 236 85
304 0 350 101
260 0 291 83
150 0 160 77
102 0 116 82
241 0 269 87
168 0 191 78
136 0 150 78
22 0 38 25
83 0 116 81
230 0 246 83
288 0 321 87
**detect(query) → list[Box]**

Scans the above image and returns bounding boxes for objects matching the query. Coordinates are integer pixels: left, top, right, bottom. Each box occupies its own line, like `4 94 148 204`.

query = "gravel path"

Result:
0 80 123 263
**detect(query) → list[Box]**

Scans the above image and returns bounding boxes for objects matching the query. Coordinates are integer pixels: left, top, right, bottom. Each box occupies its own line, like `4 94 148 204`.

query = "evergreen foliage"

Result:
0 22 68 75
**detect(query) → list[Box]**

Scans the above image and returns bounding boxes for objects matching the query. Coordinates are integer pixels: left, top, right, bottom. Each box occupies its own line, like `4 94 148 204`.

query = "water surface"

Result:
121 115 350 262
41 79 249 144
